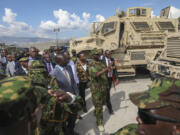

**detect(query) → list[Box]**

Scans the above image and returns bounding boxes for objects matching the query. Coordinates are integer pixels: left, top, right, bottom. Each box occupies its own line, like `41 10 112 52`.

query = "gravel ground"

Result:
75 75 152 135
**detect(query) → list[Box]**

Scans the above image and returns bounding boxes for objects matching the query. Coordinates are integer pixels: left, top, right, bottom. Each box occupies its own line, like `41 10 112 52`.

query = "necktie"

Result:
108 59 113 77
48 63 52 73
63 68 71 85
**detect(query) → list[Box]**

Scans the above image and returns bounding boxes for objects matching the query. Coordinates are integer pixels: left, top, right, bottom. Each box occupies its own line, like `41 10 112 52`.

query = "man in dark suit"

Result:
50 54 79 135
102 50 119 114
28 47 41 66
14 57 29 76
50 54 78 95
43 54 56 74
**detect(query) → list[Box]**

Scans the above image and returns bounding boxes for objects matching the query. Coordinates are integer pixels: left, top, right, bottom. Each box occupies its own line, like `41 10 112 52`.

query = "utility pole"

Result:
53 28 60 46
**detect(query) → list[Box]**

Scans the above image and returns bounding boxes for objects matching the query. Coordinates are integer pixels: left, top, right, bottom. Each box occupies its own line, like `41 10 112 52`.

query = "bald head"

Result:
63 51 71 65
55 54 66 67
44 54 51 63
29 47 37 58
79 53 86 62
105 50 111 58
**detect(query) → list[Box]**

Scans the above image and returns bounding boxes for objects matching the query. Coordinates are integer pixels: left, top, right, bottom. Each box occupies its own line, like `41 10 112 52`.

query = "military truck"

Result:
147 32 180 80
70 7 179 77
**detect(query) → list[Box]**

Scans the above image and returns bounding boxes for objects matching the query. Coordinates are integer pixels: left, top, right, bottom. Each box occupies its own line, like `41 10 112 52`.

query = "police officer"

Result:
0 60 50 135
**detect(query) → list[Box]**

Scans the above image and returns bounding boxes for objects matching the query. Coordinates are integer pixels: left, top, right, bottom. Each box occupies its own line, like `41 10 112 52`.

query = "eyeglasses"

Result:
138 109 180 124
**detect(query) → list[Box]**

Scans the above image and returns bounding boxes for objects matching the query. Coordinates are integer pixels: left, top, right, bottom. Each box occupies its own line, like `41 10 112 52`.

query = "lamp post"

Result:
53 28 60 46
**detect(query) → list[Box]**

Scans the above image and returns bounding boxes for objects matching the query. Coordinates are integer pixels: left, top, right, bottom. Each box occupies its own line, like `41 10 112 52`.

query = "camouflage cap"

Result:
129 77 180 109
19 57 28 62
0 76 47 126
29 60 47 72
111 124 138 135
91 48 100 55
28 60 48 87
43 49 49 53
71 49 76 53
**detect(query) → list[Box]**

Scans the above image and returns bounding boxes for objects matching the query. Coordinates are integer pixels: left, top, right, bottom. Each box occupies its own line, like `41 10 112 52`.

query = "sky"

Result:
0 0 180 39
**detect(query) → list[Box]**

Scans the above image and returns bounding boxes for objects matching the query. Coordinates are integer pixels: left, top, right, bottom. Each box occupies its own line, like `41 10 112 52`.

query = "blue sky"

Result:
0 0 180 39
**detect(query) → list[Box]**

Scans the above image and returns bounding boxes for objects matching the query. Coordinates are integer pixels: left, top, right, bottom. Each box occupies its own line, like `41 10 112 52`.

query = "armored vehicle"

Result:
70 7 179 77
147 33 180 80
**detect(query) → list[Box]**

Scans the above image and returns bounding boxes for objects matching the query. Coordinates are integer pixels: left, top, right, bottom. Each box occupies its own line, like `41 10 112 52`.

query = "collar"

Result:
68 60 74 65
56 65 65 71
22 66 27 71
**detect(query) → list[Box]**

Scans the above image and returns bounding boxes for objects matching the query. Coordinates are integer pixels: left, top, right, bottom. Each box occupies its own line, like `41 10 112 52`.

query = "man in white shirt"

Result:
6 54 16 77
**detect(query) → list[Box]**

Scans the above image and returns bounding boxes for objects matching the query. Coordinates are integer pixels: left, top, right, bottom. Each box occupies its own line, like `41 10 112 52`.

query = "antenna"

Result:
53 28 60 46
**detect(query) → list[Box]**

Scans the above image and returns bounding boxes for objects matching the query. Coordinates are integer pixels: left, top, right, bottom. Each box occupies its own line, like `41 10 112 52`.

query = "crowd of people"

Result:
0 46 119 135
0 46 180 135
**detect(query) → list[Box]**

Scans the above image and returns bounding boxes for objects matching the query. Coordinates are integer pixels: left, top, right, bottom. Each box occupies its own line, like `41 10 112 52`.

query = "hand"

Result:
31 106 42 126
48 90 72 103
107 67 111 72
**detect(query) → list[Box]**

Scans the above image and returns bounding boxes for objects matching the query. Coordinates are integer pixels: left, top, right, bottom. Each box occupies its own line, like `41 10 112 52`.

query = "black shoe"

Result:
83 107 88 113
74 131 80 135
108 109 114 115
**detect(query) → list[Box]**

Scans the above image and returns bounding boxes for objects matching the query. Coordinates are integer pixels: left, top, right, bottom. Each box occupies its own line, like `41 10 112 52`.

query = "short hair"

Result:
55 54 64 63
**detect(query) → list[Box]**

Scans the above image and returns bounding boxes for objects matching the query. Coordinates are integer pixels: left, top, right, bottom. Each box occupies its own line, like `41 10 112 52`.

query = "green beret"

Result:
19 57 28 62
0 76 48 126
129 77 180 109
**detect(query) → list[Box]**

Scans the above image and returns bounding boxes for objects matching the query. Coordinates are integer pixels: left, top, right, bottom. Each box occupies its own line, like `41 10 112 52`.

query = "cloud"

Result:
170 6 180 18
83 12 91 20
0 8 105 38
95 14 105 22
40 9 92 31
1 8 33 36
2 8 17 23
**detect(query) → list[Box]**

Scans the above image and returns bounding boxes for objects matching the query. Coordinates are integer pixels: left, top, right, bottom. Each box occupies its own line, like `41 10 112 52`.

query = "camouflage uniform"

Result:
88 49 108 126
40 77 83 135
111 124 138 135
0 61 50 135
111 77 180 135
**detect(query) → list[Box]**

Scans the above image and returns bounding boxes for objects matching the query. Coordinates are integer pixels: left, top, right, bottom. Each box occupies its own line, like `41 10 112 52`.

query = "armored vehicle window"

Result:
142 9 146 15
130 9 135 15
136 9 141 16
157 22 175 31
101 22 115 34
131 22 150 31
